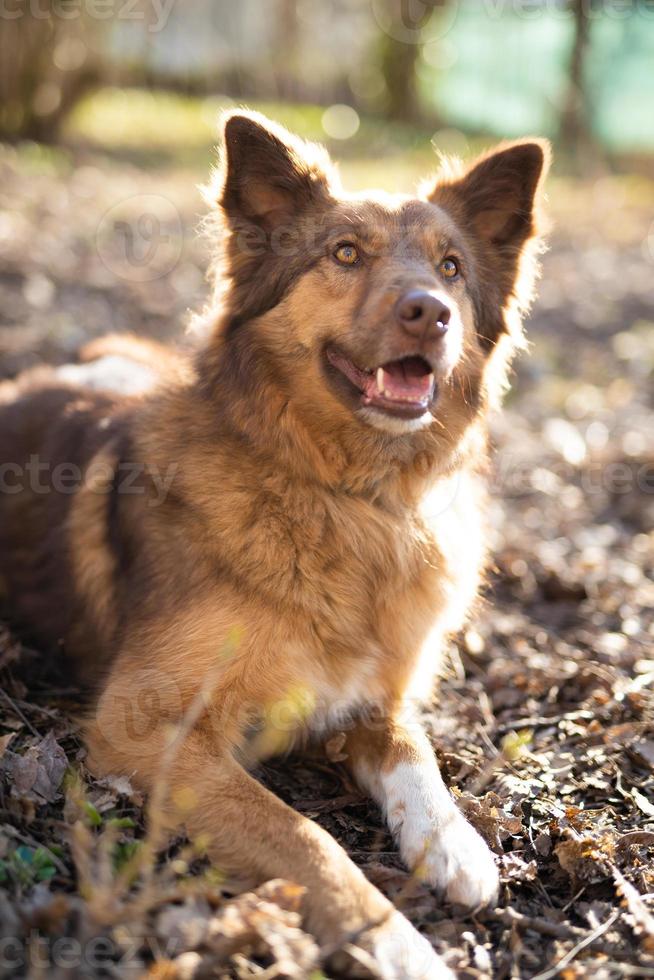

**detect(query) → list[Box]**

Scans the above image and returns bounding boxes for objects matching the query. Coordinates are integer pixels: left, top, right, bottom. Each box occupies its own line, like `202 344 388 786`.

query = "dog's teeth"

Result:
427 372 435 389
376 367 386 394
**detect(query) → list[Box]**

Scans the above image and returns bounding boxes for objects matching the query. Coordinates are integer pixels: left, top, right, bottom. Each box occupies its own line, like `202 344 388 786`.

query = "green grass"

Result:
53 86 654 197
64 87 446 191
66 86 427 150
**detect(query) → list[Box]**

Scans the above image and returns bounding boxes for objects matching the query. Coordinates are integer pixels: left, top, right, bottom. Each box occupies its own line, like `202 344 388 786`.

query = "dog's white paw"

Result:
367 911 455 980
401 809 499 909
379 759 499 910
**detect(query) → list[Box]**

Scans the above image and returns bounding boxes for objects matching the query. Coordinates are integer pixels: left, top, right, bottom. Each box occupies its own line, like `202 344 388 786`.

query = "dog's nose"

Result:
395 290 450 340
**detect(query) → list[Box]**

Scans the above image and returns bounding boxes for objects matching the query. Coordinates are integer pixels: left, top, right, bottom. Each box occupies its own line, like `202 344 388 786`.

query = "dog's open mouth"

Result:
326 346 436 419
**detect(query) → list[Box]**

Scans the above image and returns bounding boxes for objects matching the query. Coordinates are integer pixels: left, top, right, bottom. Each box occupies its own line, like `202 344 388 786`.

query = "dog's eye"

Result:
440 257 459 279
334 243 360 266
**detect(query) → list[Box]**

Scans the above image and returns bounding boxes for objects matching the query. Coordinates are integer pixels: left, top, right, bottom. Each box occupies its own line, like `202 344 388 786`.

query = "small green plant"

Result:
113 839 143 874
0 845 59 887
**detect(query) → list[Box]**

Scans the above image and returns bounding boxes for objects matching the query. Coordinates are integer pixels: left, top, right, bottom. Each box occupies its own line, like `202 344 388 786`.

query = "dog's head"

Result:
208 111 548 447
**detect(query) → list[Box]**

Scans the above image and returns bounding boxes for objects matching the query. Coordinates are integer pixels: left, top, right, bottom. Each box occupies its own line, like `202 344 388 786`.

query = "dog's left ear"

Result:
430 139 549 252
219 110 333 230
429 140 550 348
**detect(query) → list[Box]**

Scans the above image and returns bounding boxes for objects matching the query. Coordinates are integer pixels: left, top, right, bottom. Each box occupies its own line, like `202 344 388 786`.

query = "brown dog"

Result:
0 113 548 977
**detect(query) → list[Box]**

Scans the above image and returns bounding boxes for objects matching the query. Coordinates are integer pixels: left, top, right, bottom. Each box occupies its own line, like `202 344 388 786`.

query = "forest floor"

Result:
0 117 653 979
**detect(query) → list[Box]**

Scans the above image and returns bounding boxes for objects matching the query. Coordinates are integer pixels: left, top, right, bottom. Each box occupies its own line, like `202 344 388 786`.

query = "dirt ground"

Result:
0 139 653 979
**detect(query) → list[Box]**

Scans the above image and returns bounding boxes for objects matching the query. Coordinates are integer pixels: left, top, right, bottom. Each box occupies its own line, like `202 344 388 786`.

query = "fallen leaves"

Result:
612 866 654 951
153 881 319 978
1 154 654 979
2 730 68 804
454 790 524 852
631 787 654 818
0 731 15 759
555 837 613 884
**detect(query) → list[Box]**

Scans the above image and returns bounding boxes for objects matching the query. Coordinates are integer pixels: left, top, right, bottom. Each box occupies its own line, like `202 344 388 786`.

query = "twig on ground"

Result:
495 710 595 735
561 886 586 914
615 831 654 853
591 963 654 977
484 907 587 940
0 685 40 736
529 911 620 980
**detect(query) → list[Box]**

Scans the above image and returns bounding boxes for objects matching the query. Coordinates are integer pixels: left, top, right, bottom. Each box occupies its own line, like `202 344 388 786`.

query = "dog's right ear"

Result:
219 111 333 231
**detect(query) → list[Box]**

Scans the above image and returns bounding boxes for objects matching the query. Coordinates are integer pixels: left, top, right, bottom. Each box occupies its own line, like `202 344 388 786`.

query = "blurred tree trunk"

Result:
559 0 598 167
272 0 301 101
0 3 98 142
377 0 447 123
379 31 421 121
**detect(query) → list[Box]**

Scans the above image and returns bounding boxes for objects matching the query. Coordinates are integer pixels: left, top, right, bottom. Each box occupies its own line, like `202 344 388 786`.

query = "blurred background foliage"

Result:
1 0 654 171
1 0 653 378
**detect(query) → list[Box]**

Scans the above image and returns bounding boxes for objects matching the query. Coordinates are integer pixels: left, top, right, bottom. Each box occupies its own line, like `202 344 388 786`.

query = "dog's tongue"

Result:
365 356 434 404
326 347 435 410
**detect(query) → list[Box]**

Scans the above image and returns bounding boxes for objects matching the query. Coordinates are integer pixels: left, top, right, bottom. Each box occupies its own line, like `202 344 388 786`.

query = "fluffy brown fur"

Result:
0 112 549 978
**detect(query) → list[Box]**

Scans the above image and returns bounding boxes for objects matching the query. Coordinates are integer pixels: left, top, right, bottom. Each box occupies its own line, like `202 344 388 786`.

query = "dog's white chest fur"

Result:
306 653 387 737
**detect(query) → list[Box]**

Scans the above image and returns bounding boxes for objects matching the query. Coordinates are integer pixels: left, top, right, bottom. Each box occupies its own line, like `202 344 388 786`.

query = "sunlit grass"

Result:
64 87 440 190
339 153 436 193
66 88 332 152
40 87 654 198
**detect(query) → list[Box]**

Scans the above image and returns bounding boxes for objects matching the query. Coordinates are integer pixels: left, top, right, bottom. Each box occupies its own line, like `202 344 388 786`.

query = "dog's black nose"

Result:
395 290 450 340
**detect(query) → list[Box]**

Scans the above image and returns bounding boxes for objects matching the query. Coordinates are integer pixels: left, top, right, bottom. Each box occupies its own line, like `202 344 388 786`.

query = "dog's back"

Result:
0 372 121 660
0 336 182 670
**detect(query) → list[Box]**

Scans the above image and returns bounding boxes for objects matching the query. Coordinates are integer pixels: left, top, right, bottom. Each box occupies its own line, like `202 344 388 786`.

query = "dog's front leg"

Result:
345 715 499 909
86 708 453 980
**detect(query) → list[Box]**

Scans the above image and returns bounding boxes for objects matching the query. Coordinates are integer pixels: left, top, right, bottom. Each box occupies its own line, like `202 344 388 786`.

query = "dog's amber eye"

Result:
334 243 359 266
440 257 459 279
